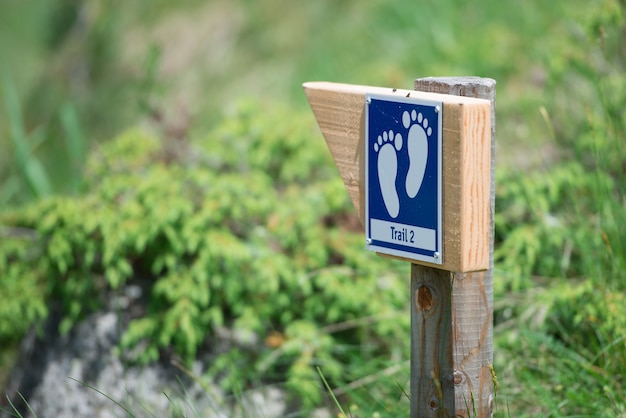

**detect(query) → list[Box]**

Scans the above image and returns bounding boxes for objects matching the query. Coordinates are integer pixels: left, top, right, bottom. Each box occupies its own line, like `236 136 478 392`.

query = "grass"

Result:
1 0 625 416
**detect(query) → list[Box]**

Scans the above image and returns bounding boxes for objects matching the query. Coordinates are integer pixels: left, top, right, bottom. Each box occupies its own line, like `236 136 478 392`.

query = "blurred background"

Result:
1 0 584 203
1 0 625 416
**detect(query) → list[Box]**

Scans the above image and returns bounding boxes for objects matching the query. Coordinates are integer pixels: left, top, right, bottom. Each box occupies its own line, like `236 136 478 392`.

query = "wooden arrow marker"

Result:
303 81 491 273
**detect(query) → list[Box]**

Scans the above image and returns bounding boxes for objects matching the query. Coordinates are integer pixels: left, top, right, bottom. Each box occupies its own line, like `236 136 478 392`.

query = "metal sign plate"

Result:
365 93 443 264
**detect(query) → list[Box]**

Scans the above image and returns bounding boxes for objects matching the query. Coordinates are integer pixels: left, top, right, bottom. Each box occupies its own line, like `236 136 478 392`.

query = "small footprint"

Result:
403 110 431 198
373 129 403 218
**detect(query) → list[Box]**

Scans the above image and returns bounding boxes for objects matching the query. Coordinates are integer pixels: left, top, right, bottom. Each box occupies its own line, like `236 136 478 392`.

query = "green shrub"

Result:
0 102 409 409
0 222 47 339
495 0 626 292
493 2 626 415
494 160 619 290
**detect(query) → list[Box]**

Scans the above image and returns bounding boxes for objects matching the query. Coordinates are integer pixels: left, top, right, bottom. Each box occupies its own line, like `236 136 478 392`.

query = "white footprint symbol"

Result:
403 110 431 198
374 129 403 218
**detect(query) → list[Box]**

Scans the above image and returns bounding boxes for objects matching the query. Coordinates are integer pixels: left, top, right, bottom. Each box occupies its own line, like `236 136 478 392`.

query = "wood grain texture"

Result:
411 77 496 418
411 268 455 416
303 81 491 272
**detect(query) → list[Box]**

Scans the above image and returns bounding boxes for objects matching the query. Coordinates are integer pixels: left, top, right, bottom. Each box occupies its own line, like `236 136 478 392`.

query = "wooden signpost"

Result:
304 77 496 417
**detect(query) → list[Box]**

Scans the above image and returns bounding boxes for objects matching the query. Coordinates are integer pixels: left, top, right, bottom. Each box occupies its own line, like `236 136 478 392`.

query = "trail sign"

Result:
304 78 496 418
303 81 491 272
365 94 443 265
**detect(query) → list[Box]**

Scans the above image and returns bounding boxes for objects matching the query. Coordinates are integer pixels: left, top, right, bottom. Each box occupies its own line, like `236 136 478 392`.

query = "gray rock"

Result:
1 287 294 418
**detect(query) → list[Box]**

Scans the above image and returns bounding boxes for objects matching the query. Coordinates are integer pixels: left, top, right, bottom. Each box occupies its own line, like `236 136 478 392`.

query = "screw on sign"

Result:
303 77 495 417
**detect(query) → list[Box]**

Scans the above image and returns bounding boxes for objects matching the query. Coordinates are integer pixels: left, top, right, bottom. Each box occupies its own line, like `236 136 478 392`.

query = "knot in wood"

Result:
428 396 439 412
416 285 434 312
453 370 463 385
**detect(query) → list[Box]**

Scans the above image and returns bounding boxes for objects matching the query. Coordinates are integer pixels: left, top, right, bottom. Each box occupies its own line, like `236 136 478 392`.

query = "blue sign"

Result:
365 94 443 264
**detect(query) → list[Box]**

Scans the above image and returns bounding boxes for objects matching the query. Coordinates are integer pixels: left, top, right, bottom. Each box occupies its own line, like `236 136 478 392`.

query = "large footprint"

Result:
374 129 403 218
403 110 431 198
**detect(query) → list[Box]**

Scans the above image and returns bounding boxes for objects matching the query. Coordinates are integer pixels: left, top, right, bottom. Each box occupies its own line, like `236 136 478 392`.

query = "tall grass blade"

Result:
172 376 201 418
0 407 19 418
67 376 136 417
16 392 36 418
171 358 228 413
2 394 24 418
316 366 348 417
1 73 51 198
0 176 20 207
59 102 85 191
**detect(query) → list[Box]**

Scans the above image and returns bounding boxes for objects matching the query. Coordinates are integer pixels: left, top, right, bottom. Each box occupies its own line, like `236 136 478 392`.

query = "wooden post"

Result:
302 78 494 417
411 77 496 417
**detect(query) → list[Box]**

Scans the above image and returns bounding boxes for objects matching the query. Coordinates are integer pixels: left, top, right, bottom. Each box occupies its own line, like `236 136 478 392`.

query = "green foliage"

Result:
0 102 409 409
492 2 626 415
2 0 626 415
496 281 626 417
0 225 47 340
1 73 87 206
495 160 619 289
1 74 52 200
494 0 626 291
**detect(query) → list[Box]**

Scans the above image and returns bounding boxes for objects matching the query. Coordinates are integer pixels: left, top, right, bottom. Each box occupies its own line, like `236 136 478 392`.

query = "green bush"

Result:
492 1 626 415
495 0 626 290
494 160 620 289
0 102 409 409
